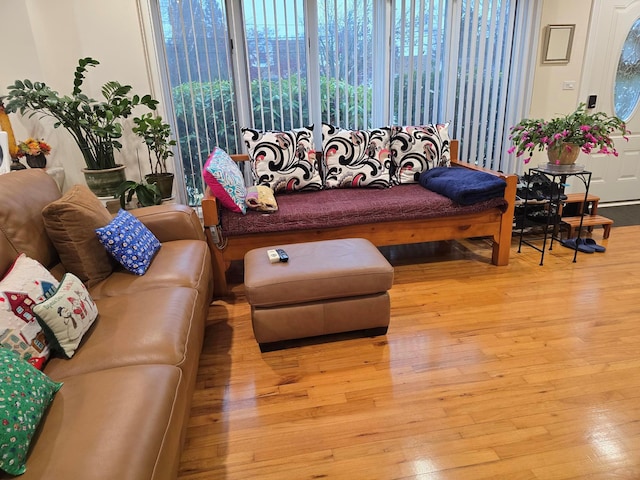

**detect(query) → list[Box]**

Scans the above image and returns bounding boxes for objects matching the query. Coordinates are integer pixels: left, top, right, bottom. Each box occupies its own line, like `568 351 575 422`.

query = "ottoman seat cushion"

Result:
244 238 394 308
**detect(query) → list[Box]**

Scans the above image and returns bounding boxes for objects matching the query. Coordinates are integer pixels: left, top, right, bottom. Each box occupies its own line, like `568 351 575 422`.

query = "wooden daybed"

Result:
202 140 517 296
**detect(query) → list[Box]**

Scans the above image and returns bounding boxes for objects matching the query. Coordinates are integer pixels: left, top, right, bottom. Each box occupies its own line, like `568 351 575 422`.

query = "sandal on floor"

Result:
561 238 595 253
579 237 606 253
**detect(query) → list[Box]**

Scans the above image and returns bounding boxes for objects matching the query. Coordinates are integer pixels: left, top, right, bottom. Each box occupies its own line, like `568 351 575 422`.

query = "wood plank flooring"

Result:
179 226 640 480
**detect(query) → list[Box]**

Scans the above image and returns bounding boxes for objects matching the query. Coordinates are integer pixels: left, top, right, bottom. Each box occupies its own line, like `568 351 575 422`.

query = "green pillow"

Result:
0 349 62 475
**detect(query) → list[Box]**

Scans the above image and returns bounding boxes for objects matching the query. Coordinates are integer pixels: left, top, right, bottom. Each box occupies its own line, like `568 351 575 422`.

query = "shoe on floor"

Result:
579 237 606 252
561 237 595 253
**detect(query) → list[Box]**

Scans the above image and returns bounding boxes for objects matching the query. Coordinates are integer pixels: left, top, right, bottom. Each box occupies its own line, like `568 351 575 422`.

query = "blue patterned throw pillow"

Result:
95 210 161 275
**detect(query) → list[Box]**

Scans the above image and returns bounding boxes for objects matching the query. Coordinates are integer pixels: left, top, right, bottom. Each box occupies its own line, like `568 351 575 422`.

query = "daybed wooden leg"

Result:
492 173 517 266
492 241 510 266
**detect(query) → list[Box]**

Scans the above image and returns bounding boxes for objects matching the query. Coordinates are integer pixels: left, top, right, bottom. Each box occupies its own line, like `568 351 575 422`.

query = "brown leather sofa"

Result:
0 169 213 479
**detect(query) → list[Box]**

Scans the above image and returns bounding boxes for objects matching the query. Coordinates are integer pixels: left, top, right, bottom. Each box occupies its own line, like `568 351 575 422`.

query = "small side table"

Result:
517 165 592 265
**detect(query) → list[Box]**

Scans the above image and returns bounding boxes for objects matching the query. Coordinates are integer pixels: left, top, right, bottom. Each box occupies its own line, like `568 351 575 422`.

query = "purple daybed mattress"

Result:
220 184 508 237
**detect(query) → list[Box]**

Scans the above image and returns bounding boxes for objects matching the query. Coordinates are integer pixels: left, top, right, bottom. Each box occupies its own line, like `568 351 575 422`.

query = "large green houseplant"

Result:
132 113 177 199
4 57 158 195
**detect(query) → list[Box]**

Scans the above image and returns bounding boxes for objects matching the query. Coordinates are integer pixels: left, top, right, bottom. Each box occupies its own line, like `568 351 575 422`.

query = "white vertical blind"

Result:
242 0 309 130
154 0 540 205
392 0 539 172
391 0 449 126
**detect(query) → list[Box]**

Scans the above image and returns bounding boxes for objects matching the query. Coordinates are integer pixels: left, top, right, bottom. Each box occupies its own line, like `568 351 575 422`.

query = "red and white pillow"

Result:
0 254 56 370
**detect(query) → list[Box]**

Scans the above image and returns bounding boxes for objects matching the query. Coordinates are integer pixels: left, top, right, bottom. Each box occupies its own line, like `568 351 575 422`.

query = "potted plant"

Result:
16 137 51 168
4 57 158 196
132 113 177 199
115 180 162 210
509 103 629 165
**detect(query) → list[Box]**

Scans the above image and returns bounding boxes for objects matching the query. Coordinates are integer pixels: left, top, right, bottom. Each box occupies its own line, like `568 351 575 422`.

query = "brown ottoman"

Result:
244 238 394 351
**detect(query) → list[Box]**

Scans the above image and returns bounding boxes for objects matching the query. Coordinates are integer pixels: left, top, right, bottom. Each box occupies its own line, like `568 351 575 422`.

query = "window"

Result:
156 0 539 205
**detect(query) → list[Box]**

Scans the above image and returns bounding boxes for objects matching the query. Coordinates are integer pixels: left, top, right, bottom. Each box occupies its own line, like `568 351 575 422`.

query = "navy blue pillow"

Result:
95 209 161 275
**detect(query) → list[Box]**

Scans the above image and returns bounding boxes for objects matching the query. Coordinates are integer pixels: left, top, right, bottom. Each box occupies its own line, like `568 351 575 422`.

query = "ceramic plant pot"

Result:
547 143 581 165
145 172 174 199
82 164 127 197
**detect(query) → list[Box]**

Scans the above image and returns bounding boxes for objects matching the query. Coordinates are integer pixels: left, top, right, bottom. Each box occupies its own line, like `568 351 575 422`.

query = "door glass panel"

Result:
614 17 640 121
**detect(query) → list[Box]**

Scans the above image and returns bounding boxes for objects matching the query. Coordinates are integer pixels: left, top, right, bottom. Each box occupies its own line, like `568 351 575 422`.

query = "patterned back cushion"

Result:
321 123 392 189
0 254 55 370
390 123 451 184
242 126 322 193
202 147 247 214
95 210 161 276
0 349 62 475
34 273 99 359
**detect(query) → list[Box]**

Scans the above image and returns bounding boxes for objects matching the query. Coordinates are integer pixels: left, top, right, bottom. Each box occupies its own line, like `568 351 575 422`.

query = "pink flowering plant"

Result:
508 103 629 163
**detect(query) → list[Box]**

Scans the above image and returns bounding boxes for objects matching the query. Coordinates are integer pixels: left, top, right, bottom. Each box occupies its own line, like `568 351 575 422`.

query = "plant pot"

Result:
145 172 174 199
26 153 47 168
82 165 127 198
547 143 581 165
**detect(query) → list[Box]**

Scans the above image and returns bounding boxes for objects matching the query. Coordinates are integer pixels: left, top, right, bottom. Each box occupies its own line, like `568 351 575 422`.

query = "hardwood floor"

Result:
179 226 640 480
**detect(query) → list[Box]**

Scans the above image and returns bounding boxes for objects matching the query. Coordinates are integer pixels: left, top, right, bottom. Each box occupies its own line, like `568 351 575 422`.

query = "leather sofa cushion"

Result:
44 287 203 380
88 240 211 300
0 170 61 270
2 365 181 480
41 185 114 288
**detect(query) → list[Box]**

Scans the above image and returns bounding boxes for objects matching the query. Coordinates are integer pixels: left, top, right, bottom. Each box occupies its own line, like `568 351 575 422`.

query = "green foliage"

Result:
170 75 374 204
509 103 629 161
115 180 162 209
5 57 159 170
132 113 177 175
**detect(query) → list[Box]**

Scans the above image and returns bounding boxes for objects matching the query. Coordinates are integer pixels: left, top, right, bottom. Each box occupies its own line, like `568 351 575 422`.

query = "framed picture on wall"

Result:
542 24 575 64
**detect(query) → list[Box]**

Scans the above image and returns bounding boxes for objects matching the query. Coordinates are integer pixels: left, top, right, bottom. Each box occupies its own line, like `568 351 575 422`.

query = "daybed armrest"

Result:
131 204 206 242
201 187 220 228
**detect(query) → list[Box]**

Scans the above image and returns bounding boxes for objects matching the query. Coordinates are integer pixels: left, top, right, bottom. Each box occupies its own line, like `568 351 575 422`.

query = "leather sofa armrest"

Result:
131 204 205 242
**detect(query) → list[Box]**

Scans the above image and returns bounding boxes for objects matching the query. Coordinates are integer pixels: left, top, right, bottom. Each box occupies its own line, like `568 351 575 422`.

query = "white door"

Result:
580 0 640 202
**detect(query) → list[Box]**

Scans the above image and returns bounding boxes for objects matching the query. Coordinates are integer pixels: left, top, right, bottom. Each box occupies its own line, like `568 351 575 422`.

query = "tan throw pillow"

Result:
42 185 114 287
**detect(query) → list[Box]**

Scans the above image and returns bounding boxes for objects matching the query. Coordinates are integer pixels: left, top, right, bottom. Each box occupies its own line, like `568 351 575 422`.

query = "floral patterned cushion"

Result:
95 210 161 275
242 126 322 193
0 348 62 475
390 123 451 184
202 147 247 214
321 123 392 188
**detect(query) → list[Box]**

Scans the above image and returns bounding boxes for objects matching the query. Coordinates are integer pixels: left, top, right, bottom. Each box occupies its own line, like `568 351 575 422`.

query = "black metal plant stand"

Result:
518 165 592 265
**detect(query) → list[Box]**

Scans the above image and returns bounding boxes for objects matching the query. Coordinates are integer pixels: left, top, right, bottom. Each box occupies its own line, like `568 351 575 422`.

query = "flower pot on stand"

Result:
547 142 581 166
82 165 127 197
145 172 174 199
25 153 47 168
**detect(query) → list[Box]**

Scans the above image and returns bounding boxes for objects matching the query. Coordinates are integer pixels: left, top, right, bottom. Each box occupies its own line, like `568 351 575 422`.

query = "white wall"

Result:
0 0 164 191
525 0 595 166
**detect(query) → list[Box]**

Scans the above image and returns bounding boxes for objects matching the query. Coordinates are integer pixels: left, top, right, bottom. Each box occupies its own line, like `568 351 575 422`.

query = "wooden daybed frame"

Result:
202 140 517 296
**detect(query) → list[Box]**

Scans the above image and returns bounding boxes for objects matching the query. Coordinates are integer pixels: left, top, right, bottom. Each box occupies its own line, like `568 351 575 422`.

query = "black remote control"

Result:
276 248 289 262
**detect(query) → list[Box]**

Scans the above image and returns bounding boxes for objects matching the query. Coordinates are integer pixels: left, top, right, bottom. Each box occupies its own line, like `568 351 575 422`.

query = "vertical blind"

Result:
392 0 538 173
155 0 540 205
